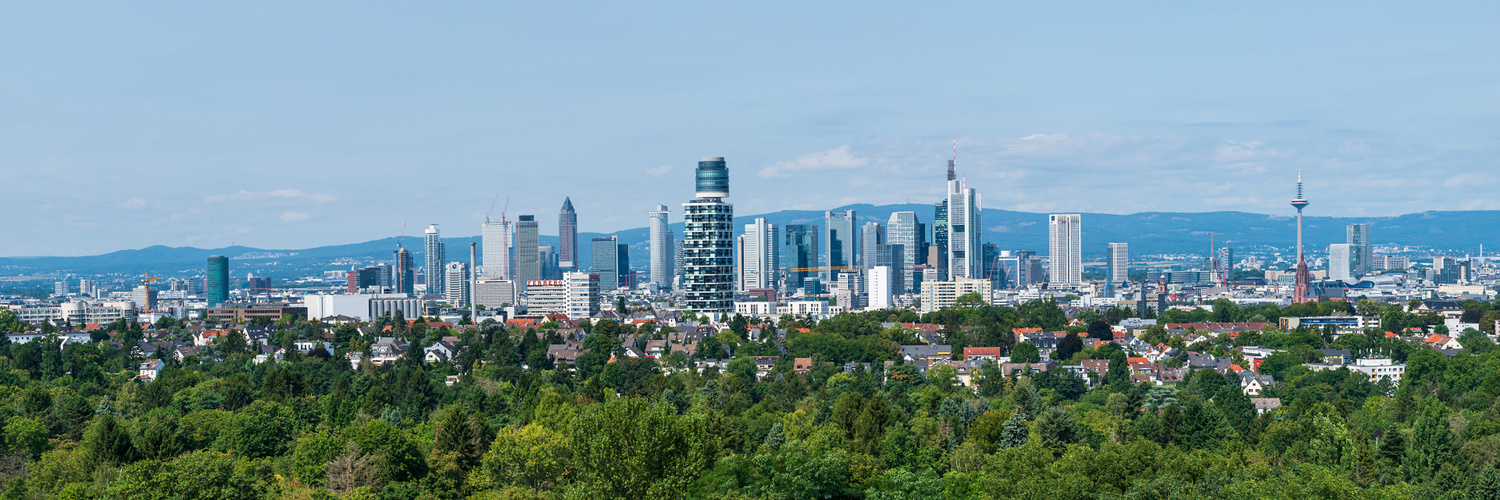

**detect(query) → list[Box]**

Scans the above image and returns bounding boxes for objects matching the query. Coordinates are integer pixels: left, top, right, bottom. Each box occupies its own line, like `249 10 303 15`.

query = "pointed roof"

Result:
560 197 574 213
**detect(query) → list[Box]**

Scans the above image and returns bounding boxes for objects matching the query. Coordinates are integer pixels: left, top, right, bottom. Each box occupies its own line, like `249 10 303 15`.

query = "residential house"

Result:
138 359 164 381
901 344 953 364
962 346 1003 362
1251 398 1282 414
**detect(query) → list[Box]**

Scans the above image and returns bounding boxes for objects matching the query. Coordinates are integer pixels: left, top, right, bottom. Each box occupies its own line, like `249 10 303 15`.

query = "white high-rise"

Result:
1048 214 1082 285
947 178 982 279
1329 243 1355 282
482 220 511 278
424 225 445 295
444 261 469 306
738 217 780 291
1107 243 1128 284
649 205 672 290
887 211 919 293
868 266 892 310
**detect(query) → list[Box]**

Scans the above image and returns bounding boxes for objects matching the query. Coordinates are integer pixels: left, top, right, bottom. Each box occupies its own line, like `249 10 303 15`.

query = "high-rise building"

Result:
424 225 446 296
739 217 780 291
933 201 949 279
834 271 864 311
482 219 511 278
474 277 517 309
868 266 892 310
616 244 631 289
539 245 559 279
528 272 600 320
515 215 540 291
887 212 919 293
1048 215 1082 286
1347 223 1372 278
1328 244 1355 282
394 247 414 295
860 221 884 271
1107 243 1129 284
649 205 673 290
206 255 229 306
1217 246 1234 282
824 210 856 277
947 178 982 279
559 198 578 270
444 262 470 306
591 237 620 290
784 224 819 293
682 157 735 313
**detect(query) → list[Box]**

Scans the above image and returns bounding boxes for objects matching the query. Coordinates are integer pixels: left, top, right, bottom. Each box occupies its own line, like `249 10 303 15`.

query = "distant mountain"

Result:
3 206 1492 278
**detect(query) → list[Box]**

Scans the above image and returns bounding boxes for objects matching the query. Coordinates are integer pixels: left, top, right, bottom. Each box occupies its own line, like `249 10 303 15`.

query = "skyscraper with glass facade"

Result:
887 211 919 293
424 225 445 295
785 224 819 294
515 216 540 291
559 198 578 270
206 255 229 306
649 205 672 290
683 157 735 313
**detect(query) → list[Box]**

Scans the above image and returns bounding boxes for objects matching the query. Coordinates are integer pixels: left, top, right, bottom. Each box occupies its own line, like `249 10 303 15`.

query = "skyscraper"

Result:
206 255 229 306
947 177 982 279
1328 243 1355 282
592 236 620 291
739 217 780 291
1347 223 1372 278
1048 214 1082 285
617 244 631 289
649 205 672 289
824 210 856 277
482 219 511 278
539 245 559 279
559 198 578 270
932 201 949 279
860 221 884 271
1107 243 1129 283
887 212 919 293
683 157 735 313
424 225 445 296
785 224 820 294
394 247 414 295
445 262 470 306
515 215 540 291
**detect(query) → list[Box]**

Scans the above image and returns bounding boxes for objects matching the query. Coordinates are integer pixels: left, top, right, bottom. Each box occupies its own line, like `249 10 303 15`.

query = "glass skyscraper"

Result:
683 157 735 313
559 198 578 270
206 255 229 306
424 224 445 296
784 224 819 294
515 215 540 291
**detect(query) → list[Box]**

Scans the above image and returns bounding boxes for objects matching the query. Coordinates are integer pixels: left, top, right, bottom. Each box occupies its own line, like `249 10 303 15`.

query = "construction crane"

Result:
140 270 160 311
787 265 859 273
485 195 509 223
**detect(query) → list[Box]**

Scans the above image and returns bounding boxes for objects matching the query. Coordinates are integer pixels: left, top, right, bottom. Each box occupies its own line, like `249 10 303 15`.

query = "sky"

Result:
3 2 1499 257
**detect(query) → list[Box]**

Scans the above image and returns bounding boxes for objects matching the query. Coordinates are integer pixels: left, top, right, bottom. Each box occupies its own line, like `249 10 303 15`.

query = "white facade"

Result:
525 280 568 315
445 262 470 306
305 293 419 321
481 220 512 278
739 217 780 291
834 271 864 311
474 278 517 309
947 179 982 279
778 300 829 316
1048 214 1082 286
649 205 673 290
920 277 994 313
425 225 446 295
867 266 892 310
525 272 599 320
1328 243 1354 282
8 301 134 326
735 301 778 316
1107 242 1128 283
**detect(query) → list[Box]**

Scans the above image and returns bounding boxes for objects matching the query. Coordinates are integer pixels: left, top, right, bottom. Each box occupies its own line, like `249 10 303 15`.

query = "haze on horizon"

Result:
4 2 1499 257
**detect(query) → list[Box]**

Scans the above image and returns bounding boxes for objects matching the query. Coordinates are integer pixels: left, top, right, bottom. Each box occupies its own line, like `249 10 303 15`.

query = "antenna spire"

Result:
947 138 957 181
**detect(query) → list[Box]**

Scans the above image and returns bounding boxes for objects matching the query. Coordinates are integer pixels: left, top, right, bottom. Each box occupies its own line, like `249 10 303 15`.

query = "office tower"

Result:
617 244 631 289
565 272 601 319
834 271 864 310
785 224 820 293
824 210 856 277
1107 243 1129 284
860 221 885 271
682 157 735 313
538 245 559 279
591 237 620 290
947 179 982 280
423 225 446 296
868 266 892 310
53 279 67 297
1291 172 1312 303
394 247 414 295
739 218 780 291
1217 246 1234 283
1347 223 1372 278
206 255 229 306
445 262 470 306
932 201 949 279
673 235 684 288
1328 244 1354 282
649 205 672 289
1048 215 1082 285
474 277 517 309
559 198 578 270
887 212 919 293
515 215 540 291
482 219 511 278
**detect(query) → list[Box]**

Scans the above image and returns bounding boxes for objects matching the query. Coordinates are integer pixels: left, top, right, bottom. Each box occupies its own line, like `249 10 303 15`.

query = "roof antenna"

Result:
947 138 957 181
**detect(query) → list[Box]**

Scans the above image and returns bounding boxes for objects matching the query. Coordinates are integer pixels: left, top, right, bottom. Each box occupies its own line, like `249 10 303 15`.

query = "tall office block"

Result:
206 255 229 306
1347 223 1372 278
947 177 982 279
824 210 856 276
424 225 446 295
868 266 893 310
932 201 949 279
682 157 735 313
617 244 631 289
887 212 919 293
539 245 559 279
482 220 511 278
444 262 470 306
739 218 780 291
394 247 414 295
515 215 540 291
591 237 620 290
1048 214 1082 285
474 277 517 309
649 205 672 289
1329 243 1355 282
1107 243 1128 283
860 221 885 271
559 198 578 270
785 224 820 293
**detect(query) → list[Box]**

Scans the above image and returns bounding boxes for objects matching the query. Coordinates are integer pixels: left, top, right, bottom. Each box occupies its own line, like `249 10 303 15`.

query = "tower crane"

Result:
140 270 160 311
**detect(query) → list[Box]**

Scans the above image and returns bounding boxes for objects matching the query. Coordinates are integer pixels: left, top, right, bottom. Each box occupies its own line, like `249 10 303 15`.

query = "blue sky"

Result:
3 2 1498 256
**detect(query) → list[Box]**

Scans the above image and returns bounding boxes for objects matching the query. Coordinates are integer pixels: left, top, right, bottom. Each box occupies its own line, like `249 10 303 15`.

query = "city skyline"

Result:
7 3 1500 257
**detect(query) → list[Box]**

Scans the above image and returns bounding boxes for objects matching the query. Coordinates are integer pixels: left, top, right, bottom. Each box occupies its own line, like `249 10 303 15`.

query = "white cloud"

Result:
758 145 870 179
645 164 674 176
280 211 311 222
206 189 336 203
121 198 148 209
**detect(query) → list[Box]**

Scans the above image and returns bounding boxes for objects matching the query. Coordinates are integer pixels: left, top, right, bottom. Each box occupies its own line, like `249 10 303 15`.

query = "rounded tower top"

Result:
695 157 729 199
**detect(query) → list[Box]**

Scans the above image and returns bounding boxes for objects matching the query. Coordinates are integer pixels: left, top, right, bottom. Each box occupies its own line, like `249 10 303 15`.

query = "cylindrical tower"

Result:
206 255 229 306
695 157 729 199
683 157 734 314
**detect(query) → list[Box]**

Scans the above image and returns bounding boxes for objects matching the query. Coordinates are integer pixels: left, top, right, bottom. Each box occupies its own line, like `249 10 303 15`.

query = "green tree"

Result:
1086 319 1112 339
569 397 718 498
470 424 572 492
215 399 296 458
1011 342 1041 364
1036 406 1082 454
1055 332 1084 362
4 416 47 459
107 450 265 500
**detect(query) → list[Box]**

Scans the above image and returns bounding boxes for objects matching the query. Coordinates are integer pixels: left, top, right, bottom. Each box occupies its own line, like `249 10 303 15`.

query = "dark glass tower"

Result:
559 198 578 270
206 255 229 306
